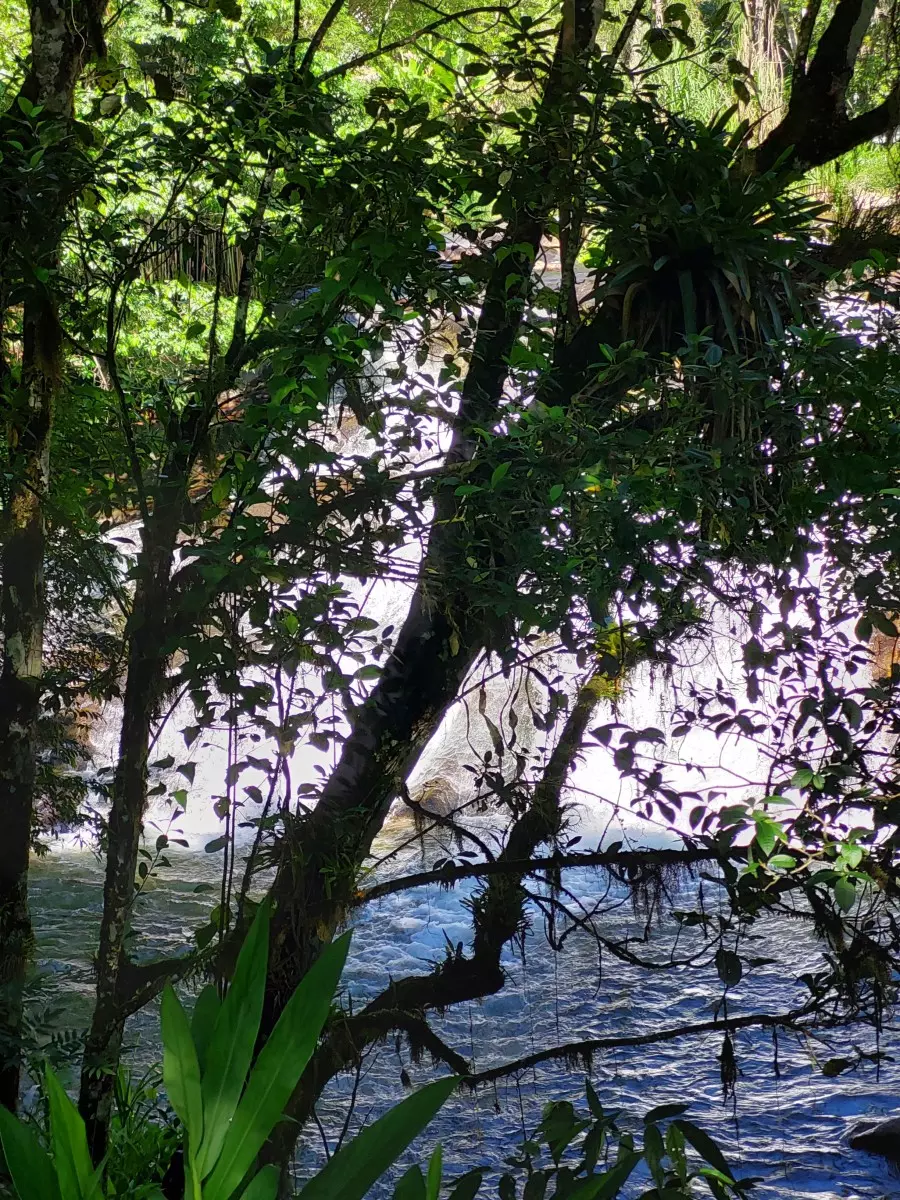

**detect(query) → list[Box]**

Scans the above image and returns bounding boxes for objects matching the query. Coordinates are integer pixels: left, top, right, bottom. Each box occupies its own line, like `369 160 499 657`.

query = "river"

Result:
30 805 900 1198
28 279 900 1198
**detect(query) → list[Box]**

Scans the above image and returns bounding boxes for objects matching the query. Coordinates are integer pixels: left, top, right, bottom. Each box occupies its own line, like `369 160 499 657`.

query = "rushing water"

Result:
30 811 900 1199
30 285 900 1197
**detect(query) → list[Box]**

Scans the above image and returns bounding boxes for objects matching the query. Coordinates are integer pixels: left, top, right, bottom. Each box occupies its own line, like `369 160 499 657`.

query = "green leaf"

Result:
645 27 673 60
768 854 796 870
447 1169 484 1200
644 1121 665 1186
268 376 297 403
871 611 898 638
426 1144 443 1200
196 904 270 1178
643 1103 690 1124
753 814 782 857
490 461 510 488
673 1119 735 1180
715 948 742 989
191 984 222 1074
834 877 856 912
568 1150 641 1198
0 1105 61 1200
161 984 204 1151
393 1165 426 1200
296 1077 457 1200
790 768 814 789
45 1067 95 1200
204 934 351 1200
241 1165 281 1200
125 90 150 113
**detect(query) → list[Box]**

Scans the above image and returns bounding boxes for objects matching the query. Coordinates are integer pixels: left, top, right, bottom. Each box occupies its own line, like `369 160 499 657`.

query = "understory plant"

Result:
0 903 455 1199
395 1089 757 1200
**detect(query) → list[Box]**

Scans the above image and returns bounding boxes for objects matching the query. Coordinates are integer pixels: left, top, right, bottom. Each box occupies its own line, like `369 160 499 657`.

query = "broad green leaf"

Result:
490 461 510 488
204 933 351 1200
296 1077 457 1200
191 984 221 1074
161 984 204 1149
196 903 270 1177
644 1120 665 1186
45 1067 94 1200
674 1119 735 1180
241 1166 281 1200
568 1150 641 1198
643 1103 690 1124
393 1165 426 1200
753 814 782 857
446 1170 483 1200
0 1105 61 1200
715 948 742 989
834 877 856 912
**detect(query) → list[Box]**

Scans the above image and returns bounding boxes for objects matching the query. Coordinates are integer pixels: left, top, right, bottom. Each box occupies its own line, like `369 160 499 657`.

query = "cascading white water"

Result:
33 288 900 1200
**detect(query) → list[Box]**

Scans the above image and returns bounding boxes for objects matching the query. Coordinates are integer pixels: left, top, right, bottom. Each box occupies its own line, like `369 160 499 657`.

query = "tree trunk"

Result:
0 0 106 1112
79 508 180 1157
261 0 606 1119
0 314 51 1109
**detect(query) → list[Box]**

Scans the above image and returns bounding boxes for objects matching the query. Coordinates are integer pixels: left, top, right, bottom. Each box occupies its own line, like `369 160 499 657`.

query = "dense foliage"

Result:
1 0 900 1192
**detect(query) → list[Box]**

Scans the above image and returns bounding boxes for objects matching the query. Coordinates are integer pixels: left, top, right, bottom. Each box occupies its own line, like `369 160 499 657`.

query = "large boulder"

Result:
849 1116 900 1163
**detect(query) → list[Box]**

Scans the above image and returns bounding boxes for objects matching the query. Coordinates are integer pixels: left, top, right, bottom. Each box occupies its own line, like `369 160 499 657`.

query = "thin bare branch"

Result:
318 7 514 81
463 1006 817 1085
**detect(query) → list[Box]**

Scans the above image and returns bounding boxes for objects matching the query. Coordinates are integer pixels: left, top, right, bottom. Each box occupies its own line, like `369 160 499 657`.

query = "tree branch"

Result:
300 0 351 72
751 0 896 172
355 846 724 906
792 0 823 79
462 1006 816 1086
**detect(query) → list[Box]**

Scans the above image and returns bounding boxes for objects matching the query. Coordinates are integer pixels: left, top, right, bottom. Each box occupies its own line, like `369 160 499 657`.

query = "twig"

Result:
319 7 513 81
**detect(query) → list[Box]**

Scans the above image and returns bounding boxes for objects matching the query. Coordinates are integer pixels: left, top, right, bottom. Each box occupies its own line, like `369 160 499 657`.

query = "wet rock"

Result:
415 777 459 817
849 1116 900 1162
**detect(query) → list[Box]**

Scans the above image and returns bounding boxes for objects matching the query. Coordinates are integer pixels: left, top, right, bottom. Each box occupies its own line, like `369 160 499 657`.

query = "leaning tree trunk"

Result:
0 312 52 1111
259 0 900 1176
0 0 106 1112
260 0 610 1144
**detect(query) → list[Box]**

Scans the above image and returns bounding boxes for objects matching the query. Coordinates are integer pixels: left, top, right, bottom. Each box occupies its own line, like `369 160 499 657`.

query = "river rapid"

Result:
28 280 900 1198
30 807 900 1199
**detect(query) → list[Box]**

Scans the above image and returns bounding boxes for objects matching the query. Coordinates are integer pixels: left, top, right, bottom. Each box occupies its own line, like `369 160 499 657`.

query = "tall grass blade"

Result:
0 1105 60 1200
196 903 270 1177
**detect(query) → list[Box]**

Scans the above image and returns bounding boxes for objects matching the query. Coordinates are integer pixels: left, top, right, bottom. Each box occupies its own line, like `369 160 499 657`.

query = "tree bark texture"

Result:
0 0 106 1112
78 503 181 1157
753 0 899 171
261 2 609 1170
